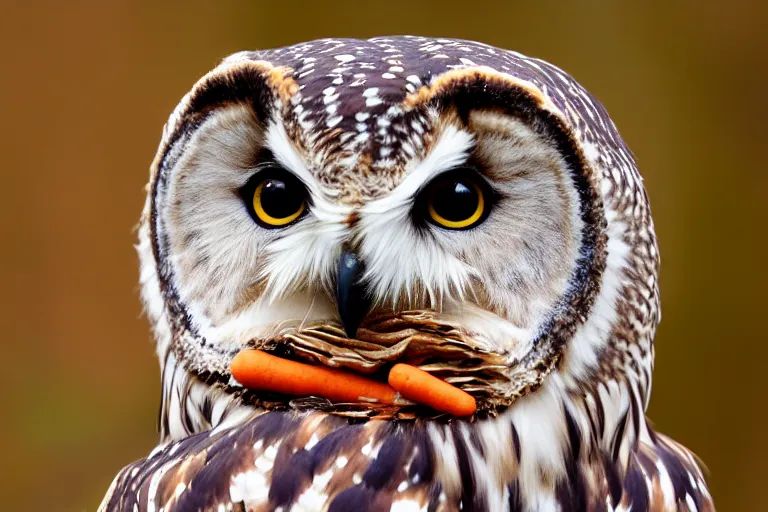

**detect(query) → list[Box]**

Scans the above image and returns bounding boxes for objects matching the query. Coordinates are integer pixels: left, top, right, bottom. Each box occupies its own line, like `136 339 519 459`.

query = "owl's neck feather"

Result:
157 345 647 498
138 346 713 510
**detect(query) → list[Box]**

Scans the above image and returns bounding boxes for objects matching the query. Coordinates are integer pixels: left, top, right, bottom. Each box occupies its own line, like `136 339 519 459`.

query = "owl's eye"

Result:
242 168 308 228
421 169 490 230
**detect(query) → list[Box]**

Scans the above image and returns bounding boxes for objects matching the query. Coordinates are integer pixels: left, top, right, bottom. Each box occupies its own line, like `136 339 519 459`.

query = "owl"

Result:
100 37 714 511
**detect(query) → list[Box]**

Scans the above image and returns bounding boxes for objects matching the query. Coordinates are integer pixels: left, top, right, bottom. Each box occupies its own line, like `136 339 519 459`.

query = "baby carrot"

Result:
231 349 396 405
388 363 477 416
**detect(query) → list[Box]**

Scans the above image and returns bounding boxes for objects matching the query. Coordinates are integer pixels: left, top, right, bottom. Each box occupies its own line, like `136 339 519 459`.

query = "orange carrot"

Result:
388 363 477 416
231 349 396 404
232 351 477 416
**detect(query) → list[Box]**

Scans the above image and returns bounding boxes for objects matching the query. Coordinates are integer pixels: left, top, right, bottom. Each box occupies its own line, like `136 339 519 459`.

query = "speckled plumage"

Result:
101 37 713 511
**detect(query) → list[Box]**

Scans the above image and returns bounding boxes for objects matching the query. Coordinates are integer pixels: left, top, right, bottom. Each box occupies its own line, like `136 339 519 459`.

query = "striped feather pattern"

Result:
101 396 713 511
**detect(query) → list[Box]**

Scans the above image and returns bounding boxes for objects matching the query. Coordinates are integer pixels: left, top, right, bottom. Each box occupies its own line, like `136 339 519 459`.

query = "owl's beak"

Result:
335 250 371 339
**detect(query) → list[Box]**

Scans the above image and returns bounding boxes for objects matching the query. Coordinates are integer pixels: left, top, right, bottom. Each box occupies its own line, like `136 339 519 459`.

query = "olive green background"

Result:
0 1 765 510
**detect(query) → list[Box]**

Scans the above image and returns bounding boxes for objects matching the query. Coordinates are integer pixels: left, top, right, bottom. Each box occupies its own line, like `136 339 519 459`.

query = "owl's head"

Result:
139 38 658 427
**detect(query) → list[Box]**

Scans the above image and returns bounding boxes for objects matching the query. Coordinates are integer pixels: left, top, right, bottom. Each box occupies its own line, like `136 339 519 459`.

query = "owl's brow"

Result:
263 120 324 195
362 124 475 213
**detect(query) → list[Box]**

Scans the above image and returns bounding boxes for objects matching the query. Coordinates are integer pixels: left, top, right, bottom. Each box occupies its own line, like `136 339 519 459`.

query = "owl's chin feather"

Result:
170 306 568 420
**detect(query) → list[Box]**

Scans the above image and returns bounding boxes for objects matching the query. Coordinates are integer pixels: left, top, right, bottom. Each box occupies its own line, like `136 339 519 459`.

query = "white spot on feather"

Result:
305 433 320 450
390 500 424 512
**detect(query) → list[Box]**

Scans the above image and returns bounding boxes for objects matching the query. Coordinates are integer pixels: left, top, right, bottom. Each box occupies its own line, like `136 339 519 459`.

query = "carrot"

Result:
388 363 477 417
231 349 396 404
231 350 477 416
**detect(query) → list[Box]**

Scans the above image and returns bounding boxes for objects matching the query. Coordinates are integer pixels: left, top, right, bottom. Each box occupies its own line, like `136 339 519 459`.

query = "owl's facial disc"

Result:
150 66 604 417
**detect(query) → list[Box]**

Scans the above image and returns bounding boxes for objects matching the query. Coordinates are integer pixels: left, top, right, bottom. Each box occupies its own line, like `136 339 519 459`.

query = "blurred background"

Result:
0 1 765 510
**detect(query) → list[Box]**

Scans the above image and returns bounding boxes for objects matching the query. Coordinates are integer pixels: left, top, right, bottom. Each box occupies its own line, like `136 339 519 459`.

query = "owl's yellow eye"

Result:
245 169 308 228
424 171 488 230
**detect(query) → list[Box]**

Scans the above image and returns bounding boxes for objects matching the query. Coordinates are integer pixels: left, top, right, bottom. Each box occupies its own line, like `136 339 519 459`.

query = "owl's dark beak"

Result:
335 250 371 339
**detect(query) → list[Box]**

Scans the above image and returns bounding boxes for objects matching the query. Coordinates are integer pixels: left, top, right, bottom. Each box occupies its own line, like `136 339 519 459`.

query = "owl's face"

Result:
142 38 646 418
166 104 581 349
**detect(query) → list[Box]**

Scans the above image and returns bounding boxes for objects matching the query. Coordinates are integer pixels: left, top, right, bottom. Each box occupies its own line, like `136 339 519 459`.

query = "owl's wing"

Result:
627 431 715 512
574 427 714 512
99 411 437 512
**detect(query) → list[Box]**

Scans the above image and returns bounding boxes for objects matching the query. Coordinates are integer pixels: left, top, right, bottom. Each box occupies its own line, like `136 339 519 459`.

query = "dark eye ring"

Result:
419 168 492 230
240 167 308 228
